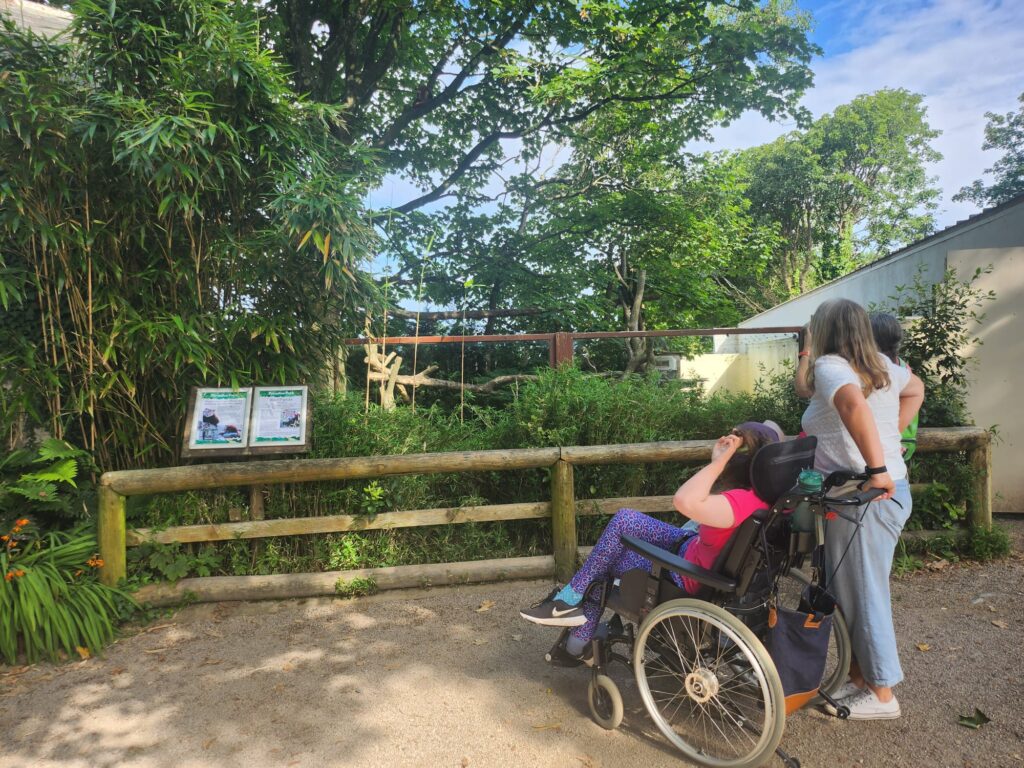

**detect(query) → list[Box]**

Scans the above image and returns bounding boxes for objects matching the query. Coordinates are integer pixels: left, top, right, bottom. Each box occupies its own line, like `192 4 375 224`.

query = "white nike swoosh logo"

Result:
550 606 578 617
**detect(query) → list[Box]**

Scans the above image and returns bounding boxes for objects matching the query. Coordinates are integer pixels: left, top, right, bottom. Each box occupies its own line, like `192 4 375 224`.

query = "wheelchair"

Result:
546 437 883 768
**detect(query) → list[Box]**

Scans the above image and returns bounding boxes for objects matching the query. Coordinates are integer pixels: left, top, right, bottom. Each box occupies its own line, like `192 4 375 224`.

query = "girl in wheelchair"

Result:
519 420 782 662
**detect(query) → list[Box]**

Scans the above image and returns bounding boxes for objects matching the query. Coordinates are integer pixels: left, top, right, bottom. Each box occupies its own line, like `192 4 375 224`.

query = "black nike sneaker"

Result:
519 588 586 627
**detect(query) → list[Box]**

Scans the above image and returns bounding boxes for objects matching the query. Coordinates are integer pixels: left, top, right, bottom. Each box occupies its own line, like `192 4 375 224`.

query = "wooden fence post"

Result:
97 484 127 586
551 459 577 582
967 437 993 529
549 332 574 368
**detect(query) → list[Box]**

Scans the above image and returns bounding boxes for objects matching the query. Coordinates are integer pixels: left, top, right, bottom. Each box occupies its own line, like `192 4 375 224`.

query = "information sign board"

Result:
183 388 252 454
250 386 309 448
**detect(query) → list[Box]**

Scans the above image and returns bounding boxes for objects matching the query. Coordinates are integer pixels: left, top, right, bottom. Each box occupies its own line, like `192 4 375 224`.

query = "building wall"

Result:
722 197 1024 512
950 247 1024 511
1 0 71 36
679 353 750 395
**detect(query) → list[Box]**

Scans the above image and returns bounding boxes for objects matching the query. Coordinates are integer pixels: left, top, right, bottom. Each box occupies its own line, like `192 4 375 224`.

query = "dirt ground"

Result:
2 520 1023 768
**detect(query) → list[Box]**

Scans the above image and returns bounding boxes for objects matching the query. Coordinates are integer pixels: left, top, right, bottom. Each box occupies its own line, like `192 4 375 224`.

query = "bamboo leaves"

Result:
0 0 376 469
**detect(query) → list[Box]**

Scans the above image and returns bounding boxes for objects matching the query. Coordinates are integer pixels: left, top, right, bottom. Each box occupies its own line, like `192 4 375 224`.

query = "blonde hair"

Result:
806 299 890 395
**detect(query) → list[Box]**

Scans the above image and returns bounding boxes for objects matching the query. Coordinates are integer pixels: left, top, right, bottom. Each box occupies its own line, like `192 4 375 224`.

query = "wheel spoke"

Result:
635 602 782 766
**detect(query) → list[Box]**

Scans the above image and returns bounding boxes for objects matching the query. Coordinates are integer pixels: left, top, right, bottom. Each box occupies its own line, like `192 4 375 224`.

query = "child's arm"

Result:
899 372 924 432
794 325 813 398
673 435 742 529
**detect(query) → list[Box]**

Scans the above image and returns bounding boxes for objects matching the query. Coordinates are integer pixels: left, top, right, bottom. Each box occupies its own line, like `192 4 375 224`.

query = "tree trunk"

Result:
619 264 651 375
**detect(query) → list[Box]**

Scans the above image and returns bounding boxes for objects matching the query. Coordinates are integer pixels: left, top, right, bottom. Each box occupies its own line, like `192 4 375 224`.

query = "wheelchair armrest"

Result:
620 535 738 593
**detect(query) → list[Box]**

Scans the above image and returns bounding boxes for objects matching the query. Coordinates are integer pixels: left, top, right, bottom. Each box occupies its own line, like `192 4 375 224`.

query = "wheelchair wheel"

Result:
588 673 624 730
778 568 851 697
633 599 785 768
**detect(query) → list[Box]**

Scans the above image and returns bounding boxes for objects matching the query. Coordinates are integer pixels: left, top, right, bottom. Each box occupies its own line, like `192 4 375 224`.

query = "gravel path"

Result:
2 521 1023 768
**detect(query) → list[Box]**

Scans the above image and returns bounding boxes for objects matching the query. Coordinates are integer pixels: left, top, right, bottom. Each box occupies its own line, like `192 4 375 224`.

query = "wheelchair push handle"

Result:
776 471 886 526
817 471 887 524
822 486 887 507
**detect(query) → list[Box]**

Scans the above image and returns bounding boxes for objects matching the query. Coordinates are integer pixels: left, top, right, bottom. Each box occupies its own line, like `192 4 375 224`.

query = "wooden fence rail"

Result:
98 427 992 605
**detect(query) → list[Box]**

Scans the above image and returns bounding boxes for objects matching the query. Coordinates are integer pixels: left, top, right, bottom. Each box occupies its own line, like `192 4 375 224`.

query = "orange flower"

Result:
14 570 24 578
15 519 28 527
0 535 8 542
86 556 104 568
4 572 13 582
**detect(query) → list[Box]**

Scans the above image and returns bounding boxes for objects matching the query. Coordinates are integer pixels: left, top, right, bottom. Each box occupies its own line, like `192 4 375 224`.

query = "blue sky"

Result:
699 0 1024 228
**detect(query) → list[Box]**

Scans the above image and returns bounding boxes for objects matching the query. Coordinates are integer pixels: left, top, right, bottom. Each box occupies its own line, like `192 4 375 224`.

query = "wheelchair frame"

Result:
545 440 881 768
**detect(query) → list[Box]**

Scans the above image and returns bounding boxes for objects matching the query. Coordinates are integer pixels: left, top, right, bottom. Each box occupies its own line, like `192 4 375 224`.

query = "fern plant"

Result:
0 438 93 530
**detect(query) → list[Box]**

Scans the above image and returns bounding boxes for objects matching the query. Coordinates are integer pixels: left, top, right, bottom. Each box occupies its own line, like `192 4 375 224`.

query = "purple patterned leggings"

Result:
568 509 694 642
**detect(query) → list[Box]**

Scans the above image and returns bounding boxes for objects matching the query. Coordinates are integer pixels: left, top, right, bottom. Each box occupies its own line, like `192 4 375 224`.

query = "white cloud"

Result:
695 0 1024 228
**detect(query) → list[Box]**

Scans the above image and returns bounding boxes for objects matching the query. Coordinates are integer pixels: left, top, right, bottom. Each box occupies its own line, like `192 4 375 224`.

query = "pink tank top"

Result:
680 488 767 594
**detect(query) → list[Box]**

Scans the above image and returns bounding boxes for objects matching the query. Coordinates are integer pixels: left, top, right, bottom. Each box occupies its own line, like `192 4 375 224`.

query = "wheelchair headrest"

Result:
749 436 818 505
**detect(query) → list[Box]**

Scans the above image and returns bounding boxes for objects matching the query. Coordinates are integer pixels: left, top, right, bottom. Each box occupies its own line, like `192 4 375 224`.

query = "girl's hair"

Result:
869 312 902 363
714 424 776 491
807 299 890 395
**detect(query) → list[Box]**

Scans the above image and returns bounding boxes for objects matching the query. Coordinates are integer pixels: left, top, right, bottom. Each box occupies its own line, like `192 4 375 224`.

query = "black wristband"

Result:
864 465 888 476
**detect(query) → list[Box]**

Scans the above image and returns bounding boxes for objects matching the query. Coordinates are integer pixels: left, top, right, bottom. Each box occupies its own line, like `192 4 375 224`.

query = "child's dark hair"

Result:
713 425 775 492
869 312 902 363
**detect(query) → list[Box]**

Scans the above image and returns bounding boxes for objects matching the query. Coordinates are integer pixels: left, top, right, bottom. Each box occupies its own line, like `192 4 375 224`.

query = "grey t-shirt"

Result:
801 353 911 480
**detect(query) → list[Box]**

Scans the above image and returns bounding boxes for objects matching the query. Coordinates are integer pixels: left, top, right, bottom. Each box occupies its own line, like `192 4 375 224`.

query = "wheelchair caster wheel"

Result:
836 705 850 720
784 758 801 768
588 674 623 730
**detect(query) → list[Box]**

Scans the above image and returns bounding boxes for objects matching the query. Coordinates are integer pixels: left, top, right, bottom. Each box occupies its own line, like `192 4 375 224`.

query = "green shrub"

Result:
877 266 996 428
962 525 1011 562
0 439 94 531
907 482 965 531
908 453 975 529
127 541 223 584
0 521 134 664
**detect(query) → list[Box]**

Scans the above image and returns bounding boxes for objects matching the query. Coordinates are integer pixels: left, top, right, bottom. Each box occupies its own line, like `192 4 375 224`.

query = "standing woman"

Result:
798 299 924 720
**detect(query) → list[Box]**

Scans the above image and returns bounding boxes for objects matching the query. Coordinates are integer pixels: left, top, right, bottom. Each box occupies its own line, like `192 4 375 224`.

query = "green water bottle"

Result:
790 469 824 532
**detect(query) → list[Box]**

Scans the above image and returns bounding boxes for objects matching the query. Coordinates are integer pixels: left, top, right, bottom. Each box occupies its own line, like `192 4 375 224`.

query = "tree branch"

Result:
373 10 529 150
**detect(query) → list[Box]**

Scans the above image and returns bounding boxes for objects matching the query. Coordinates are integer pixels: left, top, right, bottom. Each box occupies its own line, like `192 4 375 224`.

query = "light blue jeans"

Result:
824 478 912 688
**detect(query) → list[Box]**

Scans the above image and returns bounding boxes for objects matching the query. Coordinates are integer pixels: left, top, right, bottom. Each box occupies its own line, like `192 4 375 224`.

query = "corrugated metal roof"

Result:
1 0 72 37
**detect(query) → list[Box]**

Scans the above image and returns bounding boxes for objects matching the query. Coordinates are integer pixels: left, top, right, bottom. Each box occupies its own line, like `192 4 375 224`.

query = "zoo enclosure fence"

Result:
96 428 993 605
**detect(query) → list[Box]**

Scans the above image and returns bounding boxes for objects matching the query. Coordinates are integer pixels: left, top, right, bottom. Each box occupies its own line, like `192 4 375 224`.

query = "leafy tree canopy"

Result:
266 0 819 211
955 91 1024 208
739 88 941 303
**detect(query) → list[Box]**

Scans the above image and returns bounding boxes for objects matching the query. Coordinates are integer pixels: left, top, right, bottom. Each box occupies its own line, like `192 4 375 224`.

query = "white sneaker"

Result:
830 679 864 701
822 680 864 715
842 689 901 720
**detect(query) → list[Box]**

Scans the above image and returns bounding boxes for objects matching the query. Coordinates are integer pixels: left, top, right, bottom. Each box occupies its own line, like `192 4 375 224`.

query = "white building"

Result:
711 194 1024 512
